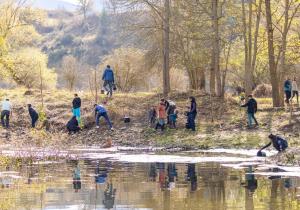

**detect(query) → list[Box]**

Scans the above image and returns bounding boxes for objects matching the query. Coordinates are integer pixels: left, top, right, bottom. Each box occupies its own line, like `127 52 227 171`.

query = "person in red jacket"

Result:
155 99 166 131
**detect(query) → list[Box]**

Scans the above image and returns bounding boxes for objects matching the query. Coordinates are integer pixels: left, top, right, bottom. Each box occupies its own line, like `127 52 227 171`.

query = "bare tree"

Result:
77 0 94 23
265 0 280 107
61 56 79 91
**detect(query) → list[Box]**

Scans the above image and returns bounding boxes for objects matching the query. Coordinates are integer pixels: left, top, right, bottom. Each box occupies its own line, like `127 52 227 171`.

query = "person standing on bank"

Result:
102 65 115 97
284 77 292 104
1 99 12 129
72 93 81 124
291 77 299 105
28 104 39 128
186 96 197 131
241 95 258 128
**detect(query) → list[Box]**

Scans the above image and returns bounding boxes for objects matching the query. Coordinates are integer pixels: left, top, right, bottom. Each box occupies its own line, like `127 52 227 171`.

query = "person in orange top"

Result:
155 99 166 131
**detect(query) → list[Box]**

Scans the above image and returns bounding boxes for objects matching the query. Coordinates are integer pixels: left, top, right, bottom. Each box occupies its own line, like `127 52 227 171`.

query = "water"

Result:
0 148 300 210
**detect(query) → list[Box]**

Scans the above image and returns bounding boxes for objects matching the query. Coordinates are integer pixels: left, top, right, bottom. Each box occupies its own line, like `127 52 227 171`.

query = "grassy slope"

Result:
0 89 299 155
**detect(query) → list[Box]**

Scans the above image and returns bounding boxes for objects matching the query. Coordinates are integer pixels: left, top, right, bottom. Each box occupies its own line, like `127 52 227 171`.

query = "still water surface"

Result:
0 149 300 210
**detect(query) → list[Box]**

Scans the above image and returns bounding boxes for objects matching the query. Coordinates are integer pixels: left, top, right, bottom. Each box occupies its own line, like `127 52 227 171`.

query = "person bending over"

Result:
257 134 288 157
94 103 114 130
67 116 81 134
28 104 39 128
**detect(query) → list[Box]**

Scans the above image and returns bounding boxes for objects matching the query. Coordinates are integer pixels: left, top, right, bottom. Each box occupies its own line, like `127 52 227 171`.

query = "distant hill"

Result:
32 0 104 11
32 0 77 11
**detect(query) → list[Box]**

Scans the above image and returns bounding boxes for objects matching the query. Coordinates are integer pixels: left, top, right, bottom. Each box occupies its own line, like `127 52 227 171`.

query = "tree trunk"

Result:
212 0 221 96
163 0 171 97
265 0 280 107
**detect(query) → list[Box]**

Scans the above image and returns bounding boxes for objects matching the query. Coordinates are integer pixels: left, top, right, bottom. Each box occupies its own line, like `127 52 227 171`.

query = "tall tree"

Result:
241 0 262 95
163 0 171 96
265 0 280 107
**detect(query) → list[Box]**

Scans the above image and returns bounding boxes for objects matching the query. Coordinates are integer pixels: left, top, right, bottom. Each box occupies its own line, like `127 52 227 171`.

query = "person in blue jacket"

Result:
284 77 292 104
102 65 115 97
94 103 114 130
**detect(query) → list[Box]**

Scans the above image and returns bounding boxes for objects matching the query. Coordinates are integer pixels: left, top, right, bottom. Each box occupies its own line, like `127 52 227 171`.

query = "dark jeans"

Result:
285 91 291 103
187 112 197 131
292 91 299 103
1 110 10 128
96 112 113 129
104 81 113 97
31 116 39 128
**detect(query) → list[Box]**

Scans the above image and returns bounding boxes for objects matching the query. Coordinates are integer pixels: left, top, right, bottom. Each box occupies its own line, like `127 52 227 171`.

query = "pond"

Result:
0 148 299 210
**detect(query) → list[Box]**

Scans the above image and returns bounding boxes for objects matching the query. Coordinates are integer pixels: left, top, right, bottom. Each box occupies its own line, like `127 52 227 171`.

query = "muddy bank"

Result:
0 89 300 166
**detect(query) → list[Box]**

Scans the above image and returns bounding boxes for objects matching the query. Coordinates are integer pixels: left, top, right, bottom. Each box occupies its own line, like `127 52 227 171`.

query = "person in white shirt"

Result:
291 77 299 104
1 99 12 128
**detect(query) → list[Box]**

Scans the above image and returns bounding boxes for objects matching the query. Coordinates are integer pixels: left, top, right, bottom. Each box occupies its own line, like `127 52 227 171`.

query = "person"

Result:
257 134 288 157
1 99 12 128
155 99 166 131
66 116 80 134
148 106 157 127
73 163 81 193
284 78 292 104
241 95 258 128
102 65 115 97
169 109 178 129
72 93 81 124
28 104 39 128
186 96 197 131
166 100 176 125
94 103 114 130
291 77 299 104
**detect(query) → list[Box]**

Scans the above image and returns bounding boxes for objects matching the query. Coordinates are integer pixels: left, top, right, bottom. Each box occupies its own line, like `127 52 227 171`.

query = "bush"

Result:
253 84 272 98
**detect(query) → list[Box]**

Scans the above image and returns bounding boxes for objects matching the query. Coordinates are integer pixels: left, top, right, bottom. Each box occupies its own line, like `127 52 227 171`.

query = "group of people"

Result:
284 77 299 104
0 65 116 133
149 96 198 132
1 99 39 129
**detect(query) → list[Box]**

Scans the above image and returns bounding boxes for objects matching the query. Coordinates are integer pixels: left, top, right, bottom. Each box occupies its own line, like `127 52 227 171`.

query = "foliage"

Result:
5 48 57 89
100 47 149 92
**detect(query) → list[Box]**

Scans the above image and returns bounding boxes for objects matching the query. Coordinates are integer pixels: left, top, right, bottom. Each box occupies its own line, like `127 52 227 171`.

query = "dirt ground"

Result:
0 89 299 165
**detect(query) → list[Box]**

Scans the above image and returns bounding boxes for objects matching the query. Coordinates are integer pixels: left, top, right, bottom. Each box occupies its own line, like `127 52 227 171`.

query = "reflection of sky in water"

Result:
0 149 300 209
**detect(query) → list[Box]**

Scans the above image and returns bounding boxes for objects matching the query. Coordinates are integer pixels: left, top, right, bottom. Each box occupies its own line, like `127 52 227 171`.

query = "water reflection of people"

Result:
149 163 157 182
157 163 166 189
167 163 177 190
103 183 116 209
243 166 257 210
187 163 197 191
73 163 81 193
95 162 108 184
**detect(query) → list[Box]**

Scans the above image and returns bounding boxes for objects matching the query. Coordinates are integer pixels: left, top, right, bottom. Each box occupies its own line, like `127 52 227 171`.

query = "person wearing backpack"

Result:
257 134 288 156
241 95 258 128
102 65 115 97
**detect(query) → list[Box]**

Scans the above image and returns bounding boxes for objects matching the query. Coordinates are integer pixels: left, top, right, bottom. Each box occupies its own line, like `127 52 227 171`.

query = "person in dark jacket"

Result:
284 78 292 104
28 104 39 128
186 96 197 131
72 94 81 124
257 134 288 157
102 65 115 97
67 116 80 134
241 95 258 128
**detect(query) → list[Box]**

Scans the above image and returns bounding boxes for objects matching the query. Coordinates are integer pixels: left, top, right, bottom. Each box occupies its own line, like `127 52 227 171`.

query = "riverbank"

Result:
0 89 299 165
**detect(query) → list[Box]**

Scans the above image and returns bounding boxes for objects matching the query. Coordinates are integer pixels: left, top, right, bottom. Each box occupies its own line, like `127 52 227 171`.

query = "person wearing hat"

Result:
241 95 258 128
257 134 288 157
